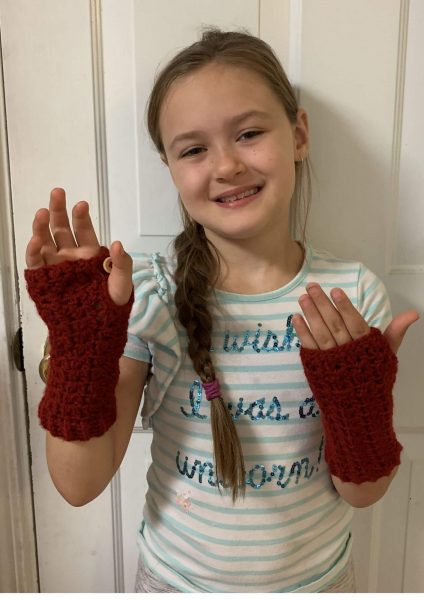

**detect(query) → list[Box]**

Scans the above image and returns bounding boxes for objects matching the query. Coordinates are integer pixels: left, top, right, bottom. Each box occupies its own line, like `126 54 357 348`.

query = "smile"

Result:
215 187 261 203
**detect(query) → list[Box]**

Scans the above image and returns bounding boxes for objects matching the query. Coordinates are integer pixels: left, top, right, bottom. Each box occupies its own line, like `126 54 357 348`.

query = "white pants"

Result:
134 555 357 593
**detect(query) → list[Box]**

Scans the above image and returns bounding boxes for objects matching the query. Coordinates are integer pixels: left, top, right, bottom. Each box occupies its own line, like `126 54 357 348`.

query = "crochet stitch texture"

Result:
24 246 134 440
300 327 403 483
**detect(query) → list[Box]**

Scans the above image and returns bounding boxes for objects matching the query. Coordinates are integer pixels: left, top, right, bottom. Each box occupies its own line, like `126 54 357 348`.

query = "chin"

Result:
205 223 267 242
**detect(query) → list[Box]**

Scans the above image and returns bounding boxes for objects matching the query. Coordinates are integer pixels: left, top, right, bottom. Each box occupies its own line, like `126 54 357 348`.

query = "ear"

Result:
293 109 309 161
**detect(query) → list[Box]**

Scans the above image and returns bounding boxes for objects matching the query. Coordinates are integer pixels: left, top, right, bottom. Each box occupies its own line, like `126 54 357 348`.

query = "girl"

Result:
25 28 419 593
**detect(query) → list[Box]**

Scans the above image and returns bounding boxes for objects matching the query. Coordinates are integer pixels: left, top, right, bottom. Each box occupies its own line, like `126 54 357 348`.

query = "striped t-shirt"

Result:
123 240 392 593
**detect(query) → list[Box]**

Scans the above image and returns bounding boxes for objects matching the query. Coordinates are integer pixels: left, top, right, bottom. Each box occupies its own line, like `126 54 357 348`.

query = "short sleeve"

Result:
123 252 182 429
357 263 392 332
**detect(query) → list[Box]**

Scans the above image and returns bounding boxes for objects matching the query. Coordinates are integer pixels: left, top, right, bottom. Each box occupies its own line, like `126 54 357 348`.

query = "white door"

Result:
0 0 422 593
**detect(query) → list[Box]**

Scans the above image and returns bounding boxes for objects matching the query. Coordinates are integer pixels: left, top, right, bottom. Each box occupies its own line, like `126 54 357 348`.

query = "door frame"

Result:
0 25 38 592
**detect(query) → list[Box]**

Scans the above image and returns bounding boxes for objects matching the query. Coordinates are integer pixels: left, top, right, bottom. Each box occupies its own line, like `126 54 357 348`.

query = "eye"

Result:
238 130 263 141
181 146 206 158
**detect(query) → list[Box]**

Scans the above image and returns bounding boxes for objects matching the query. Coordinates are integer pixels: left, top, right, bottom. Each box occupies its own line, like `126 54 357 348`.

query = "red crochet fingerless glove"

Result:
300 327 403 483
24 246 134 441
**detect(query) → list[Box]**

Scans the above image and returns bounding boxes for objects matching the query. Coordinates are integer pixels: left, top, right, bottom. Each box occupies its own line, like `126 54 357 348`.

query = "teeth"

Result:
218 187 259 203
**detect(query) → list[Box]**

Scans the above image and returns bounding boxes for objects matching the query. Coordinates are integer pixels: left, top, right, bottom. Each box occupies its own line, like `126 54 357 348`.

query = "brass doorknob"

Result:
39 336 50 383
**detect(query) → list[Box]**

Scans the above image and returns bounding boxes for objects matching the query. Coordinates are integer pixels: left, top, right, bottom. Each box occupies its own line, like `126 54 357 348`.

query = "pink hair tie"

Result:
202 379 221 401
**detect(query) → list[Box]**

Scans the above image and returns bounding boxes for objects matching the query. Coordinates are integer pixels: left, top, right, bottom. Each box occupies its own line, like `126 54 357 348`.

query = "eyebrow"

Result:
168 110 270 152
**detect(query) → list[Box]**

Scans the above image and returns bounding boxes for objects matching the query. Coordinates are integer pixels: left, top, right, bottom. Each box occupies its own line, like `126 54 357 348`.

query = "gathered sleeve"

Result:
357 263 393 333
123 252 182 429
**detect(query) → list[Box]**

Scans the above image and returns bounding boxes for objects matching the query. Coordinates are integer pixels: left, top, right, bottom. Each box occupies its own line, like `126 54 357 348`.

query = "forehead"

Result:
159 63 286 142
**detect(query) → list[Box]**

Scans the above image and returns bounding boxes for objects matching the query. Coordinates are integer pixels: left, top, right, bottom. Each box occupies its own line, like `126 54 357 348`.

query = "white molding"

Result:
91 0 111 248
403 461 424 591
258 0 261 37
90 0 124 592
397 431 424 461
397 426 424 434
388 265 424 274
386 0 411 275
368 501 383 592
258 0 290 69
288 0 303 100
0 22 38 592
134 426 152 434
110 471 125 592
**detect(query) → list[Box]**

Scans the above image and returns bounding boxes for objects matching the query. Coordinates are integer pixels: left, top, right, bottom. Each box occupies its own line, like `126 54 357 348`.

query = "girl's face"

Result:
159 63 308 243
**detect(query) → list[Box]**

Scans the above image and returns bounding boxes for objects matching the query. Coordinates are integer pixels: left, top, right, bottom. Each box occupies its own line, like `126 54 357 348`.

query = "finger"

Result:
292 313 319 349
107 241 134 306
305 283 353 346
32 208 56 248
383 310 420 354
30 207 58 264
25 236 46 269
329 288 370 340
71 201 100 248
298 292 338 349
49 188 78 250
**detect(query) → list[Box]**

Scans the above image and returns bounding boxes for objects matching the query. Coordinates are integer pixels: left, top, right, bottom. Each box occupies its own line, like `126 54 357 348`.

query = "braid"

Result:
173 213 246 503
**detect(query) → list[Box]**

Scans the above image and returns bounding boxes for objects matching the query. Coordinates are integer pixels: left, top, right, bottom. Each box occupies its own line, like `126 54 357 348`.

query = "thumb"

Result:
107 241 133 306
383 309 420 354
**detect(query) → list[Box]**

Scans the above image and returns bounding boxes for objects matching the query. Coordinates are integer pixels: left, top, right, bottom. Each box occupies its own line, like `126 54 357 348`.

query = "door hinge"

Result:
13 326 25 372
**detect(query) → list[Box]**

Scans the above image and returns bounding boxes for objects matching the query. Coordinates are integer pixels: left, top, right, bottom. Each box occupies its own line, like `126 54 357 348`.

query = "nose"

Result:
212 145 246 181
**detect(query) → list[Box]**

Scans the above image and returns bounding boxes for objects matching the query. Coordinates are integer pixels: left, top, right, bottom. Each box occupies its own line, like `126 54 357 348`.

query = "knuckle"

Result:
319 338 335 350
354 326 370 338
52 225 71 236
329 319 345 336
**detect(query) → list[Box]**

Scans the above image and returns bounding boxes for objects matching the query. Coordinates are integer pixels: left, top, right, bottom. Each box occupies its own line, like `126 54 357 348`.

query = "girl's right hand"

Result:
25 187 133 306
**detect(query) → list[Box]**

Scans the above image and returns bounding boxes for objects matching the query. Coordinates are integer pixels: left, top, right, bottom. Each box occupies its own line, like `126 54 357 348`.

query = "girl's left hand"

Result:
292 283 420 355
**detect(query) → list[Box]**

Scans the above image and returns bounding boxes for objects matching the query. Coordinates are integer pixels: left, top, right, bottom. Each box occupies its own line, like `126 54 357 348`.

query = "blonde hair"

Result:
147 27 312 503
